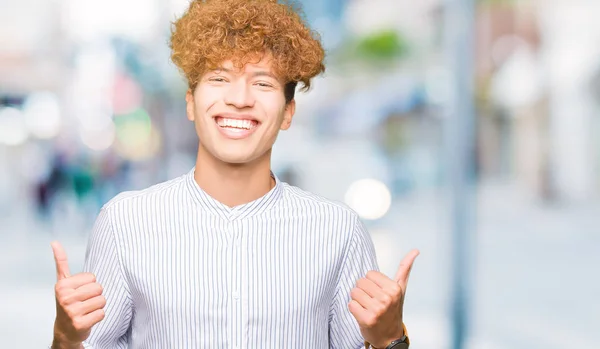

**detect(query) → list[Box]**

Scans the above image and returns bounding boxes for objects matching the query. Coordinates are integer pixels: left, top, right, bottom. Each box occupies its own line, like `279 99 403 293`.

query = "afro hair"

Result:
170 0 326 101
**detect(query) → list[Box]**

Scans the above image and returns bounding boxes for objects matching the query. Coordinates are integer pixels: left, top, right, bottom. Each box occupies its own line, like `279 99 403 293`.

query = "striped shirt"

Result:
82 167 379 348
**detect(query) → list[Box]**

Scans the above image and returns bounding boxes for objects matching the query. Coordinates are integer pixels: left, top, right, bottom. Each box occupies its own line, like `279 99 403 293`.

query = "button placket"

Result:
232 219 242 349
225 220 235 348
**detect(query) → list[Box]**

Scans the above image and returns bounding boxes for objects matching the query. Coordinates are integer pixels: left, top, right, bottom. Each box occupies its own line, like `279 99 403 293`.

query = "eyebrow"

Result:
214 67 278 80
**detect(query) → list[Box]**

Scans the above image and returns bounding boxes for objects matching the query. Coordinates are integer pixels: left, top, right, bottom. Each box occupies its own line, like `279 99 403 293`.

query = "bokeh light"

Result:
22 92 62 139
113 108 160 160
344 178 392 220
80 121 116 151
78 110 114 132
0 107 29 146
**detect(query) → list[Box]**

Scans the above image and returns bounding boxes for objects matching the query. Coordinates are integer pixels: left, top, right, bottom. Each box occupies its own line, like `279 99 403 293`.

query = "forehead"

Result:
208 52 284 82
219 57 274 73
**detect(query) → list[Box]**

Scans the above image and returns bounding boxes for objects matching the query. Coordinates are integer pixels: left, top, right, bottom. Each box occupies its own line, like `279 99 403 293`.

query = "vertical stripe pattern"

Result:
82 168 379 349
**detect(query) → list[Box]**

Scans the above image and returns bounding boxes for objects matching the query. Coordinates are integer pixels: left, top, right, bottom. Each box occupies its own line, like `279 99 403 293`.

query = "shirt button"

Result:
232 291 239 299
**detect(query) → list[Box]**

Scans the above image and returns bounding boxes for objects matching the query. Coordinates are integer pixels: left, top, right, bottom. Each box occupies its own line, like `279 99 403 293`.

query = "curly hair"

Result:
170 0 325 102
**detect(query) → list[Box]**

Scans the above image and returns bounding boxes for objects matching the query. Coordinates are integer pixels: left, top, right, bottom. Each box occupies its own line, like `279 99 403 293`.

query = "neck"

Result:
193 144 274 207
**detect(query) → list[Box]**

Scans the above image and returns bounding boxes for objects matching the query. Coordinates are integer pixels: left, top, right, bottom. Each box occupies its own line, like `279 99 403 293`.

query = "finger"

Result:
83 308 106 326
78 308 106 329
348 299 370 324
63 283 103 303
57 273 97 290
51 241 71 280
394 249 420 285
76 282 103 299
79 295 106 315
357 277 380 297
358 277 399 303
350 287 377 309
365 270 398 290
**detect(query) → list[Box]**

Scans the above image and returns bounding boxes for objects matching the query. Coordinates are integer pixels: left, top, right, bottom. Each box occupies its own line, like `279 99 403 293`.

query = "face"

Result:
186 56 295 165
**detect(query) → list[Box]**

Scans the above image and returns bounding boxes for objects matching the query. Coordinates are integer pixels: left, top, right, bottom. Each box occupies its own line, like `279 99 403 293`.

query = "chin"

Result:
218 156 255 165
200 140 271 166
213 150 260 165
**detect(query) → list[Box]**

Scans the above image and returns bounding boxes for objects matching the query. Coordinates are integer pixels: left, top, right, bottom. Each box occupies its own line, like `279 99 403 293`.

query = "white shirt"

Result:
83 168 379 348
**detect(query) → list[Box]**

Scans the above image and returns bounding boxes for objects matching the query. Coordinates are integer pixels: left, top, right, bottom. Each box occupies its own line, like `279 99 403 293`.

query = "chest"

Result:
122 216 347 325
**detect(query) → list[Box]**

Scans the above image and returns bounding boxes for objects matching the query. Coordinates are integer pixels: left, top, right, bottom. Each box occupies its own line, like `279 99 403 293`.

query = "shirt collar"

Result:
185 167 284 221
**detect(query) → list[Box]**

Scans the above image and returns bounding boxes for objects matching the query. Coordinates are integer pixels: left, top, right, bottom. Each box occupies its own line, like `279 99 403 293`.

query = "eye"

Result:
255 82 274 88
209 77 227 82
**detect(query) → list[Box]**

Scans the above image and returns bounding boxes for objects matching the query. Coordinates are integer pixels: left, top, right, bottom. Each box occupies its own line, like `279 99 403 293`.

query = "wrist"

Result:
367 323 408 349
52 330 82 349
51 340 82 349
369 336 402 349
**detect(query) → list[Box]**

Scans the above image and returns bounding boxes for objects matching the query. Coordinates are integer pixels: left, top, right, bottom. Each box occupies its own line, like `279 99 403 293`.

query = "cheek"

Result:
195 87 221 112
260 96 287 123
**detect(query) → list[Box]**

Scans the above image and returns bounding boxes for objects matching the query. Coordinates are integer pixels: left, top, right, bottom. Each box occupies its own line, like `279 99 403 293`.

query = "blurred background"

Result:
1 0 599 348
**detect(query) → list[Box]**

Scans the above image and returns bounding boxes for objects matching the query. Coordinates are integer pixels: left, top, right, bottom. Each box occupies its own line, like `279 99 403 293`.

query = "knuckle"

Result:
64 307 77 320
380 293 392 305
366 270 377 279
57 294 70 306
390 284 401 295
72 318 85 331
88 283 101 296
364 313 377 327
84 273 97 282
55 280 68 292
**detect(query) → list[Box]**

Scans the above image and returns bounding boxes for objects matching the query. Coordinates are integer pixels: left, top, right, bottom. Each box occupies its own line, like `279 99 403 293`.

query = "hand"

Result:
52 241 106 349
348 249 420 349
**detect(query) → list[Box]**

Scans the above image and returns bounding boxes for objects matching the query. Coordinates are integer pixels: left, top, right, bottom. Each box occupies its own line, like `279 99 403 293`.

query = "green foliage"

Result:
354 29 409 60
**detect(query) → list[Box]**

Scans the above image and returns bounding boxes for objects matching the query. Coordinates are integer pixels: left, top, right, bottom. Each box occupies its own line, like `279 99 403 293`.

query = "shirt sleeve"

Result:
81 207 132 349
329 215 380 349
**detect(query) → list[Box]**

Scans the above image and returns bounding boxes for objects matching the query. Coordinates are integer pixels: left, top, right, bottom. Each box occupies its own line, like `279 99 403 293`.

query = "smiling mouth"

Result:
214 116 259 130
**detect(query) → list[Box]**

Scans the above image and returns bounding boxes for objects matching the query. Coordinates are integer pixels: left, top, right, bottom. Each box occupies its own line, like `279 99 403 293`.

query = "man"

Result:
51 0 419 348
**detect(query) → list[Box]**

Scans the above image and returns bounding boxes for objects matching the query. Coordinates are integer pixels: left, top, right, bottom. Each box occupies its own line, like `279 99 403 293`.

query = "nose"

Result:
223 80 255 109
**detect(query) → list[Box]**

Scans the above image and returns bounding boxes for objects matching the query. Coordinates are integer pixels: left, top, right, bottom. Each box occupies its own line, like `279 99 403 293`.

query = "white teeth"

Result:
217 118 255 130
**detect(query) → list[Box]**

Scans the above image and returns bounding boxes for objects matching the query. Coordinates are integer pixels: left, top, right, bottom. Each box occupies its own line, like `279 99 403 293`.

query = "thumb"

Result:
394 249 420 285
51 241 71 280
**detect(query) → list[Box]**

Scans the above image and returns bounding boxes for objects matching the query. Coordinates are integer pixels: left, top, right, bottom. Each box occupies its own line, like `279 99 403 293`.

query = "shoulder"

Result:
281 182 362 226
280 183 378 252
100 172 189 214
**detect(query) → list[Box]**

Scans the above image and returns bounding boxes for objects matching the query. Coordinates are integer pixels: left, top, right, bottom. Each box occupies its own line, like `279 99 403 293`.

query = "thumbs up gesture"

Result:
51 241 106 349
348 249 420 349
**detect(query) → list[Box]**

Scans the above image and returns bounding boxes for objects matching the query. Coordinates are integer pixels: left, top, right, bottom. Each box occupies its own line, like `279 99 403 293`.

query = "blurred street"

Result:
2 0 600 348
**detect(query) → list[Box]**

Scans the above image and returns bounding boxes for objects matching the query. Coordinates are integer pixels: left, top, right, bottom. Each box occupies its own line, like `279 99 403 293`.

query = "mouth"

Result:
213 115 260 139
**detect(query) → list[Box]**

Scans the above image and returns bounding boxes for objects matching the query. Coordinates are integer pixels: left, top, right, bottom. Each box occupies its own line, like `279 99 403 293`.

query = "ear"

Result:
186 89 195 122
280 99 296 131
